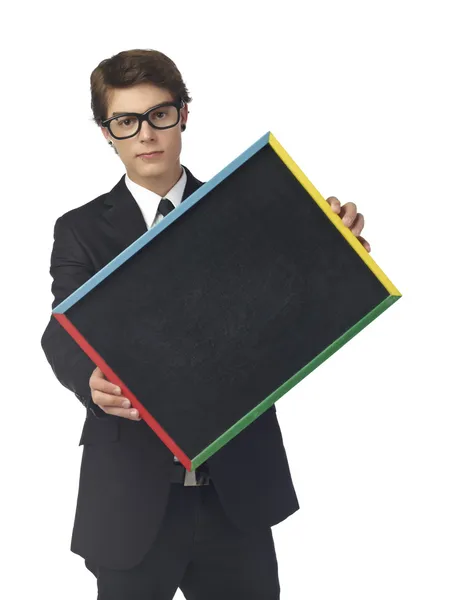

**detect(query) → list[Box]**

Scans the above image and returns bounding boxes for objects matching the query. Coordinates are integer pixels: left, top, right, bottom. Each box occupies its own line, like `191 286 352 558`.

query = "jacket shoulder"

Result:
56 191 108 228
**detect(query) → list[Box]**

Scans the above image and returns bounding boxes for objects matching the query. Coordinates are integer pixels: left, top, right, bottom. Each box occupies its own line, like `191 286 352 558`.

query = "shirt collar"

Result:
124 166 187 228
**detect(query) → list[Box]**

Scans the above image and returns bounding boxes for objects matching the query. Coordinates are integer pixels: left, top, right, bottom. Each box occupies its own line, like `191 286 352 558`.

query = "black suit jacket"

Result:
40 165 300 570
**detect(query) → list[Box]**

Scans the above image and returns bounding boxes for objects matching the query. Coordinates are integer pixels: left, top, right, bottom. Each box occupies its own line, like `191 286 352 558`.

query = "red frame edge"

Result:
53 313 193 471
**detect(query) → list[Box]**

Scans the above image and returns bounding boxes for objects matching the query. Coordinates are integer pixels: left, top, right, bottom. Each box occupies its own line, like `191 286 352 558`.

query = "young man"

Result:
41 49 371 600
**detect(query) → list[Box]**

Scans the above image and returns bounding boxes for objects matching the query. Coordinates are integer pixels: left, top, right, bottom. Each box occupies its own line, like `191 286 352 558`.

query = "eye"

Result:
117 116 137 127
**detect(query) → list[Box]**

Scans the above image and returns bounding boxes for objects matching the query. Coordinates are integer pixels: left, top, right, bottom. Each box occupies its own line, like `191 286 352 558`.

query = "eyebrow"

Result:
112 103 170 116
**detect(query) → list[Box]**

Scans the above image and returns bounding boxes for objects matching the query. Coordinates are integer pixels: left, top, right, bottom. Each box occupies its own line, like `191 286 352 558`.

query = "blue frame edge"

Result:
53 131 271 314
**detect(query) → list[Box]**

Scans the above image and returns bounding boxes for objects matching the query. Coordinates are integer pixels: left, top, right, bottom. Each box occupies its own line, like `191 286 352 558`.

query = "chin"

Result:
139 162 165 173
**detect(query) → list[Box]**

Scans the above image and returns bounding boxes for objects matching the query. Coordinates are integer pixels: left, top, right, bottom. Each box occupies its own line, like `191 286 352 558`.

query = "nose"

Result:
139 119 157 141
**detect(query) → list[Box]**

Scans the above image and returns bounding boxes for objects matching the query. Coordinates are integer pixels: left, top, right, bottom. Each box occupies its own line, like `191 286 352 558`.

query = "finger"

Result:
91 390 141 420
91 366 106 380
357 235 371 253
98 405 142 420
92 390 131 409
339 202 357 227
326 196 341 214
349 213 364 237
90 375 122 397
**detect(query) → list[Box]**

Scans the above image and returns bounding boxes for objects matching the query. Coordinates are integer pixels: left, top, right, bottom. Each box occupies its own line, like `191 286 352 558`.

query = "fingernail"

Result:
115 387 121 394
122 399 130 408
131 409 138 417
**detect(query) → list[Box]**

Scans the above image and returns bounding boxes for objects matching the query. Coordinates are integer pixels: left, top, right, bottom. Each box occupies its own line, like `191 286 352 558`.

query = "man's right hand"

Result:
89 366 141 420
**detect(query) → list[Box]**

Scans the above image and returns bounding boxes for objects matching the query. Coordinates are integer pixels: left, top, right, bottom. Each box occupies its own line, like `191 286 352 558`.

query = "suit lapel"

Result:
102 164 204 253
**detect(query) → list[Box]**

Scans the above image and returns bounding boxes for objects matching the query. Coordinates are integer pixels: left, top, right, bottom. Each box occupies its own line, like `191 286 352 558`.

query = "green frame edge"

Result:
190 293 401 470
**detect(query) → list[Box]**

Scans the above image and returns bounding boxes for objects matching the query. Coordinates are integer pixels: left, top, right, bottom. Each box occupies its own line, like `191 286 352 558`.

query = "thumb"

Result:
93 366 105 378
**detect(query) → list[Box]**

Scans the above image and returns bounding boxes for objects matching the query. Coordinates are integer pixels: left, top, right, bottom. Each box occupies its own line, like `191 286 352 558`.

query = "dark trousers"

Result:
84 480 281 599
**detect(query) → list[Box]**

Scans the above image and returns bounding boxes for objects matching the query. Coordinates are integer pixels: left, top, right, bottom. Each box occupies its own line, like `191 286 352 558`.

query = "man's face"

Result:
101 83 188 182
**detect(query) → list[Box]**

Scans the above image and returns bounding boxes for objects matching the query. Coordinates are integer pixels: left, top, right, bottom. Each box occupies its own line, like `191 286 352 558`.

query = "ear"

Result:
100 126 110 142
180 103 189 128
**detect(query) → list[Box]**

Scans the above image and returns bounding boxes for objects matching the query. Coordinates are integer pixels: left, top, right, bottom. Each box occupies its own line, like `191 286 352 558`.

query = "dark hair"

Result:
90 48 192 149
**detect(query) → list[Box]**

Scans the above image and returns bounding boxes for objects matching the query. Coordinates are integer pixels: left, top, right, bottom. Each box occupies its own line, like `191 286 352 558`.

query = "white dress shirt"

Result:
125 166 187 229
124 166 187 466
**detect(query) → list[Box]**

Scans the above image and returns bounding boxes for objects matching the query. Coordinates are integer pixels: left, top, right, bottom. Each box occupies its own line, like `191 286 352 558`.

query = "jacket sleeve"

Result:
40 216 106 418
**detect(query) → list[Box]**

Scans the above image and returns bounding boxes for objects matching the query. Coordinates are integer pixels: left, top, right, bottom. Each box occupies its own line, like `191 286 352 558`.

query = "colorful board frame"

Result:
53 132 401 471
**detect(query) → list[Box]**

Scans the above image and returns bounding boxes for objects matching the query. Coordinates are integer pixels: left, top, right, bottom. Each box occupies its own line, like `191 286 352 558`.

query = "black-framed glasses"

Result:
101 99 185 140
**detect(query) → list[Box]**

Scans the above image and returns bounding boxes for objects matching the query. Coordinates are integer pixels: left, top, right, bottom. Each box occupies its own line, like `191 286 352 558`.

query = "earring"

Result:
181 123 186 132
108 140 113 146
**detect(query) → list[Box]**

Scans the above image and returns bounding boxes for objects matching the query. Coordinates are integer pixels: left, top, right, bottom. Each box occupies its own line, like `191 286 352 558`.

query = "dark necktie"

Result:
157 197 176 217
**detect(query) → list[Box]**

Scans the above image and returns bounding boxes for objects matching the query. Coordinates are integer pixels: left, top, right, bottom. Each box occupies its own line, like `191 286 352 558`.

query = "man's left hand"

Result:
326 196 371 253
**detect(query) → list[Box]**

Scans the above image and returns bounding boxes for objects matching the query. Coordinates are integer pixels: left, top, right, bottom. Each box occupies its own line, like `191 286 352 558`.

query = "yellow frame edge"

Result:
268 132 401 297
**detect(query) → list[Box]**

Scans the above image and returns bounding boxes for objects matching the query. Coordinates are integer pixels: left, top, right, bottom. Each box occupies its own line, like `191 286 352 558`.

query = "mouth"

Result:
137 151 164 158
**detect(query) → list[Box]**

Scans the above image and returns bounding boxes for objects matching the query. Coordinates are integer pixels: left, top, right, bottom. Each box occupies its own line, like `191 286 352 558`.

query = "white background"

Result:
1 1 448 598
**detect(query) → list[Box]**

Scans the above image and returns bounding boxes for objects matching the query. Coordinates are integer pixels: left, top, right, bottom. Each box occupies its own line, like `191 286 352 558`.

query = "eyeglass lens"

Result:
109 105 179 138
